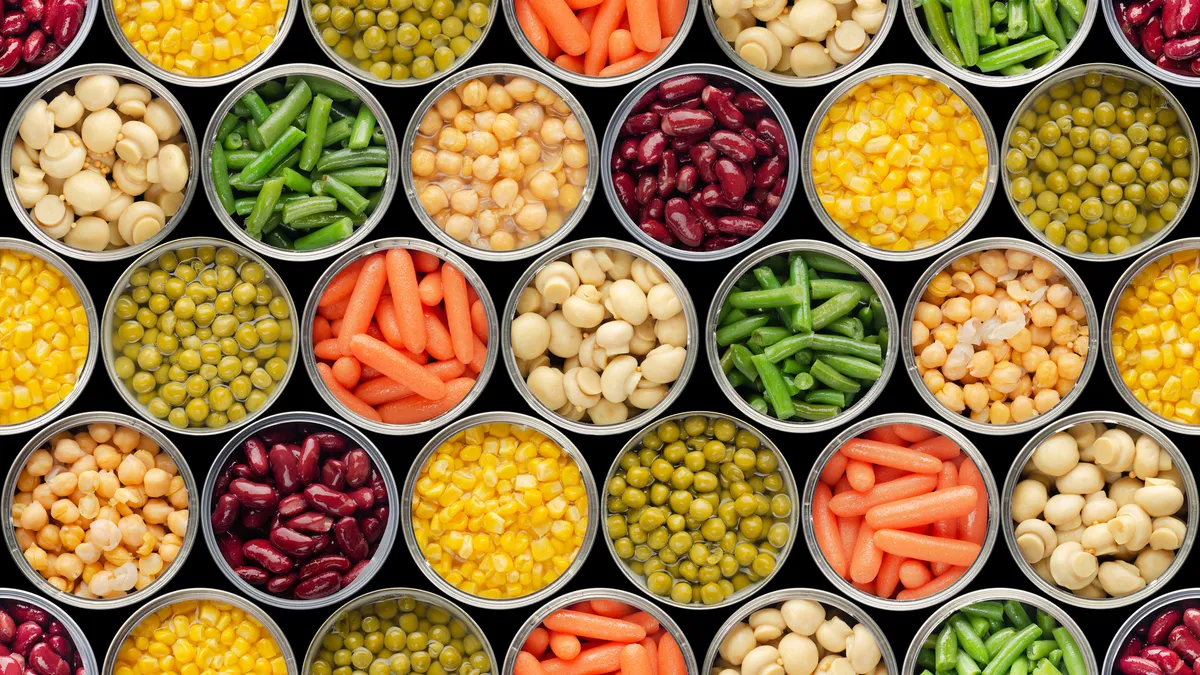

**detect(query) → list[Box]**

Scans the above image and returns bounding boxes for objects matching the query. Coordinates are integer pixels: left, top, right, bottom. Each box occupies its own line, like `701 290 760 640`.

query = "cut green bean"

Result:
281 167 312 194
950 0 979 65
319 175 370 215
299 94 333 172
752 354 795 420
811 290 862 330
1004 601 1032 629
319 167 388 188
964 602 1005 622
282 196 338 224
789 255 812 332
295 217 354 251
238 127 306 184
1050 628 1085 675
348 103 376 150
926 0 967 65
810 360 861 393
211 143 236 215
729 344 760 382
951 614 990 664
938 624 960 672
245 177 285 238
815 353 882 381
717 315 771 346
976 35 1058 71
801 252 859 275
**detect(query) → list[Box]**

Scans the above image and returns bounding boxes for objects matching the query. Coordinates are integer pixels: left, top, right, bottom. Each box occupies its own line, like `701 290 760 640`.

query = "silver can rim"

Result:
200 63 398 262
503 588 700 675
103 587 297 675
1002 410 1199 609
700 588 899 675
300 236 499 435
802 412 1000 611
199 410 400 609
400 63 600 262
2 411 200 609
1101 588 1200 675
99 235 300 436
2 63 200 262
1101 0 1200 88
101 0 298 87
302 587 498 675
0 587 98 673
801 63 1000 262
600 63 800 262
704 239 900 434
900 235 1100 435
399 411 601 609
701 0 899 88
0 0 98 88
902 588 1098 675
500 236 699 436
500 0 698 88
902 0 1096 88
999 63 1198 262
600 410 800 610
1102 237 1200 434
299 0 497 87
0 237 99 436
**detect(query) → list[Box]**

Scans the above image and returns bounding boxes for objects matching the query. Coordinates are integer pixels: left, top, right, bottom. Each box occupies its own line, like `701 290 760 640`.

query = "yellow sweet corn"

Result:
116 601 285 675
116 0 284 77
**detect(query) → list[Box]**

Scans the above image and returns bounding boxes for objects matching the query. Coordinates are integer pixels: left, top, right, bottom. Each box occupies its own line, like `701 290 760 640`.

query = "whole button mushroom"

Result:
511 313 552 360
62 170 112 213
789 0 838 40
115 121 159 165
47 92 84 128
82 108 124 154
64 216 112 252
790 42 838 76
75 75 121 111
1049 541 1098 589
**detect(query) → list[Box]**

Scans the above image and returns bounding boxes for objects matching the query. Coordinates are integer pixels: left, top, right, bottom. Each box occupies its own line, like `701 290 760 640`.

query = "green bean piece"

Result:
782 374 801 397
215 113 240 142
1057 0 1083 22
781 358 803 375
1006 0 1029 36
239 127 307 185
925 0 967 65
969 615 992 638
800 252 858 275
1035 610 1057 636
267 149 303 179
976 34 1057 70
807 335 880 362
282 196 338 224
246 119 265 152
991 0 1008 20
716 316 771 346
315 146 390 172
729 284 808 310
1010 657 1030 675
727 370 750 388
982 625 1044 675
736 272 759 291
950 0 979 65
956 652 982 675
348 104 377 150
1051 628 1085 675
729 344 760 382
319 167 388 188
810 278 877 301
825 316 865 340
793 372 815 390
791 401 839 420
964 602 1005 622
811 290 862 331
1029 47 1060 67
919 650 938 671
1058 3 1078 37
718 298 735 325
950 614 990 665
937 624 960 672
258 81 312 146
753 267 796 331
979 27 998 46
723 307 750 327
320 175 370 215
240 91 271 124
810 360 861 394
222 131 244 151
226 150 258 170
752 354 795 420
281 168 312 194
804 389 845 406
294 217 355 250
323 118 354 146
747 395 769 415
749 326 792 348
257 80 285 99
974 0 991 34
211 143 236 215
999 64 1030 76
1004 601 1032 629
986 629 1017 659
1026 641 1056 661
231 101 250 118
1047 651 1062 667
297 76 359 103
1034 660 1063 675
1032 0 1066 45
245 177 285 238
761 333 815 362
789 255 812 332
299 94 333 172
263 228 292 250
720 348 735 374
815 353 882 381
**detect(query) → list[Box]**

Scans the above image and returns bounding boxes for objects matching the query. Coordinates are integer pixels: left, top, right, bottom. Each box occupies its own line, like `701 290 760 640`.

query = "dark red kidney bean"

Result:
300 554 351 579
214 465 235 498
277 493 307 517
679 97 702 110
53 0 82 44
1141 646 1194 675
689 196 719 235
635 171 657 204
266 574 297 594
20 0 44 20
343 449 370 488
242 539 293 574
0 13 27 36
638 219 674 244
304 484 357 517
669 133 705 152
690 143 717 182
658 74 707 102
375 505 388 524
21 30 43 63
612 171 638 215
242 508 271 529
26 40 60 65
704 236 741 251
714 157 747 202
1118 0 1145 47
755 155 785 188
369 472 387 504
234 566 270 586
676 165 698 193
342 560 371 587
285 512 334 533
243 437 270 476
6 604 48 627
1129 0 1164 21
640 198 664 223
28 643 68 675
1180 0 1200 32
11 623 41 655
637 130 666 166
663 198 704 247
269 526 322 557
46 621 64 638
1165 34 1200 58
741 128 774 157
259 425 295 446
623 112 660 135
333 517 369 561
647 99 678 115
618 137 639 161
320 459 347 491
211 493 241 533
44 636 71 662
349 486 374 511
217 531 244 567
1156 52 1194 73
0 610 16 642
1124 637 1147 660
734 91 768 113
1170 625 1200 662
294 570 341 599
657 150 677 196
1184 609 1200 637
701 86 744 130
709 130 757 163
697 183 736 209
268 445 301 494
230 463 255 480
716 215 764 236
0 645 10 657
630 88 659 113
1163 0 1182 35
660 109 714 137
1152 611 1183 645
740 202 760 218
309 431 346 452
1123 657 1167 675
229 479 278 509
360 516 383 543
611 155 627 172
756 118 788 159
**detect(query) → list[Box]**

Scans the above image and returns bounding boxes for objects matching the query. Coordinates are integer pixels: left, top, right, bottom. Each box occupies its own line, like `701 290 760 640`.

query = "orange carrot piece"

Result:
828 473 938 517
349 334 447 400
820 451 849 485
318 295 350 321
839 438 943 474
313 316 332 344
566 0 605 8
863 425 908 445
873 465 907 483
353 360 466 406
875 553 905 598
523 628 550 658
423 308 456 361
377 377 474 425
658 0 685 35
910 434 961 460
812 482 848 578
385 248 426 355
336 253 387 356
374 296 407 349
640 638 658 675
329 319 342 337
569 601 594 612
515 652 546 675
620 612 660 634
899 560 933 589
529 0 591 54
314 338 344 361
931 462 959 576
441 263 474 365
850 522 883 584
958 458 988 545
657 633 685 675
872 529 982 567
540 643 624 675
893 424 938 443
590 599 636 617
864 485 979 530
577 4 600 30
319 258 366 307
418 270 443 306
555 54 585 72
620 644 653 675
833 479 858 580
549 631 581 660
845 458 875 491
470 299 488 343
584 0 626 74
624 0 660 51
608 28 637 62
896 566 967 601
411 251 441 272
317 363 382 422
599 49 657 76
543 610 646 642
361 365 383 379
332 356 362 388
852 579 877 595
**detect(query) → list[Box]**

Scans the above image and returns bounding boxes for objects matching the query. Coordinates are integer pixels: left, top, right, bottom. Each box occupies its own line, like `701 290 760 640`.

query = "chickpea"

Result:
419 185 450 214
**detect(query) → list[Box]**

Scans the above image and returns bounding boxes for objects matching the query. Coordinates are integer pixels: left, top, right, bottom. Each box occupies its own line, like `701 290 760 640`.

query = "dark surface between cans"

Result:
1 7 1195 672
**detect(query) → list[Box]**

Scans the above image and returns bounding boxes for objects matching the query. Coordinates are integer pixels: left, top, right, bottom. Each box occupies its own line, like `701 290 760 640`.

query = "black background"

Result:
0 5 1191 675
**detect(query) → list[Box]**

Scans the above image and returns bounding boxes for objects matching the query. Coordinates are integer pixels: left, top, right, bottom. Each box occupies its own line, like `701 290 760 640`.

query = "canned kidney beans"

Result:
0 0 87 76
0 600 84 675
610 73 789 252
210 423 388 600
1118 603 1200 675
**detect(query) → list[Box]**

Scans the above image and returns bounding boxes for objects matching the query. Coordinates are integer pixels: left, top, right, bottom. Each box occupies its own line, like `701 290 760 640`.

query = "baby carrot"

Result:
418 269 443 306
336 253 388 356
845 458 875 491
374 297 404 348
568 601 594 612
548 37 562 59
893 424 938 443
833 479 859 579
657 633 686 675
319 258 366 307
577 4 600 30
875 552 904 598
315 338 344 361
349 334 447 400
543 610 646 642
828 473 938 517
872 465 907 483
377 377 474 424
466 333 487 373
896 566 967 601
313 316 332 343
625 0 660 50
863 485 979 530
872 529 982 567
529 0 592 54
318 294 350 321
555 54 585 73
850 522 883 584
590 599 635 617
566 0 605 8
899 560 933 589
599 49 658 76
441 263 474 365
658 0 685 35
353 360 466 405
608 28 637 62
812 482 848 578
423 308 456 361
385 248 426 355
863 424 908 445
524 627 550 658
470 299 488 342
931 462 959 576
317 363 382 422
621 644 654 675
839 438 943 474
549 631 581 660
515 652 546 675
820 451 849 485
584 0 626 74
852 579 877 595
958 459 988 545
621 611 660 634
332 356 361 388
639 638 658 675
411 251 441 272
515 0 552 55
540 643 624 675
910 434 961 460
